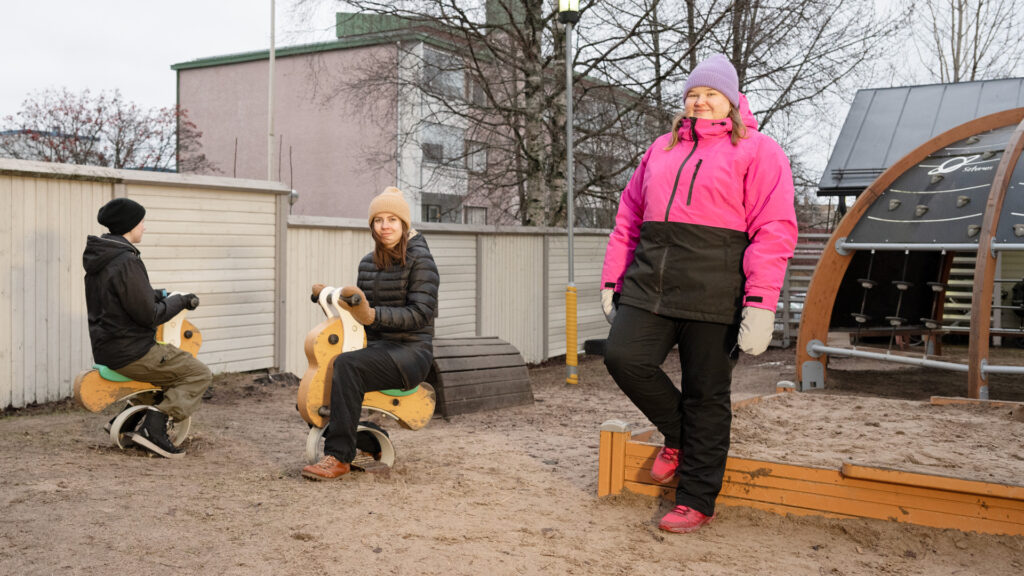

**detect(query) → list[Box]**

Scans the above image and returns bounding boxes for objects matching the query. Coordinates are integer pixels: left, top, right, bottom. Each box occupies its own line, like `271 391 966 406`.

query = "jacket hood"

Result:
407 231 429 253
736 94 758 131
83 234 138 274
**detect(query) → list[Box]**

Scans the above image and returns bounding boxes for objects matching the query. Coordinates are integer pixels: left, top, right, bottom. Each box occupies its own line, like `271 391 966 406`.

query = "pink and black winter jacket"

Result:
601 94 797 324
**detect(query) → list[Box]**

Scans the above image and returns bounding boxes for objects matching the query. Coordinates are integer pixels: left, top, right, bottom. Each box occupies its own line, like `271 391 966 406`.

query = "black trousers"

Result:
323 344 403 462
604 304 738 516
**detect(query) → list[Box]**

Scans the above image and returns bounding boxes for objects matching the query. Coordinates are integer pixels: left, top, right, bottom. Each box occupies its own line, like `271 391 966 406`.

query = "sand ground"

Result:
1 346 1022 575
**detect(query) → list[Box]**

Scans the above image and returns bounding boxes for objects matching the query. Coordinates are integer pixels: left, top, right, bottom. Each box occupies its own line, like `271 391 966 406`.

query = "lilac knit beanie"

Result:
682 54 739 108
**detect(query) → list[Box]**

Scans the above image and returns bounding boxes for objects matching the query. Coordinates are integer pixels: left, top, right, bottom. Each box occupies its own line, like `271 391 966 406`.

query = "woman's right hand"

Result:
601 288 618 324
340 286 375 325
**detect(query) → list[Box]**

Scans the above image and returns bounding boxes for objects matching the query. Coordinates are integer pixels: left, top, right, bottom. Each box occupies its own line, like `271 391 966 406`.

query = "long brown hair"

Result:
665 106 747 150
371 221 409 269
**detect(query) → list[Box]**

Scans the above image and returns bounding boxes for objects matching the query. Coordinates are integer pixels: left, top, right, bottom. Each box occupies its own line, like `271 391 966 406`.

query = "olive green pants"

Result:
115 343 212 421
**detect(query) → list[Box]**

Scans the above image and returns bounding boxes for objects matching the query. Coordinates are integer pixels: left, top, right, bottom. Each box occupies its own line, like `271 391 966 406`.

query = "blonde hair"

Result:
664 107 747 150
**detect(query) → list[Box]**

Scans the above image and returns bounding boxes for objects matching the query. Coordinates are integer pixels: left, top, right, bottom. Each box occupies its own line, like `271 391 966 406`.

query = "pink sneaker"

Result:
659 505 714 533
649 447 680 483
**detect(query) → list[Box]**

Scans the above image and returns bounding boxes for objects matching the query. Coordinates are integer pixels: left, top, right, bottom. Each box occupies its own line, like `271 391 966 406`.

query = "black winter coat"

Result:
83 234 187 369
357 232 440 389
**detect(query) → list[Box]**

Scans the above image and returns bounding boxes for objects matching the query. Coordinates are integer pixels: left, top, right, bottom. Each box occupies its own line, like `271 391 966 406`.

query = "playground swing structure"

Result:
797 108 1024 399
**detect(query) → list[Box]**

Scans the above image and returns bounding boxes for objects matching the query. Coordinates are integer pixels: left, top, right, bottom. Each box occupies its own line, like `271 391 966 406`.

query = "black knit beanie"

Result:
97 198 146 235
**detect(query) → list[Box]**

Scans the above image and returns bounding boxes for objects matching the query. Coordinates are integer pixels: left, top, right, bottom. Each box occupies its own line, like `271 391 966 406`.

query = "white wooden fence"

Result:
0 159 614 409
284 216 611 375
0 159 290 409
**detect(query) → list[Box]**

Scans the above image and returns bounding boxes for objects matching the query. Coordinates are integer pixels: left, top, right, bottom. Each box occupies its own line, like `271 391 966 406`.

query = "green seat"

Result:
379 385 419 397
93 364 134 382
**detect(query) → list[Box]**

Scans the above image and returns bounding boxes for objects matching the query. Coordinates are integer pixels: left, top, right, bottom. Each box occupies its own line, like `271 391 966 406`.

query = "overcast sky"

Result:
0 1 335 116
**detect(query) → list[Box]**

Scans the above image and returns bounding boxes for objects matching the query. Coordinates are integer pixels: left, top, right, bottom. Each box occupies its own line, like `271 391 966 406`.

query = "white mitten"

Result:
737 306 775 356
601 288 617 324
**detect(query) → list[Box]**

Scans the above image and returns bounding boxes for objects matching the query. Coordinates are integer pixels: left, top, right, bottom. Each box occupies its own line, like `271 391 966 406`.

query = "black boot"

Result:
133 408 185 459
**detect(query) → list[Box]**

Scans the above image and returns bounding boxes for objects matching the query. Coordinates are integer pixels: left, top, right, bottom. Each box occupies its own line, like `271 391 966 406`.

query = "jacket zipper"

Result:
662 121 700 222
685 159 703 205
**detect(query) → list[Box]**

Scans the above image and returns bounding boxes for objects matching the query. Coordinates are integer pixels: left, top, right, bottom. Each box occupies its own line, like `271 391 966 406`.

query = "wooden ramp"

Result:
598 420 1024 536
427 337 533 417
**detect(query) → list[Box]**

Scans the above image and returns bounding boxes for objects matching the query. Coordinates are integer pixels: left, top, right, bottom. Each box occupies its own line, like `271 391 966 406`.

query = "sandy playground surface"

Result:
2 345 1023 575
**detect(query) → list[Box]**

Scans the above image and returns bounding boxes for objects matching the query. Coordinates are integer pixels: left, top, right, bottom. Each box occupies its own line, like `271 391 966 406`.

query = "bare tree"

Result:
913 0 1024 83
293 0 900 228
0 88 218 173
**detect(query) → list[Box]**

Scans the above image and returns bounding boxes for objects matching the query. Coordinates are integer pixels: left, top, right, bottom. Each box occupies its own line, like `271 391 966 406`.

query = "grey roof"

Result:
817 78 1024 197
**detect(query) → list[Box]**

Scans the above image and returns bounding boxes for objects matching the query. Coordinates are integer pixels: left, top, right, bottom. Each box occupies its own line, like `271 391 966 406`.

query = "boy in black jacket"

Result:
83 198 211 458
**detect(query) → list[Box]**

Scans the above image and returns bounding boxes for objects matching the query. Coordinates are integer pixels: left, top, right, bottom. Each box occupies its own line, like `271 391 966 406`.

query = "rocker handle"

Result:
310 283 326 303
310 284 361 307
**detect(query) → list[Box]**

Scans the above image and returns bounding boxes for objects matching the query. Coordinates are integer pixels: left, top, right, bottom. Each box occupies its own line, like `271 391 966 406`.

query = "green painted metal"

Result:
379 385 419 397
93 364 133 382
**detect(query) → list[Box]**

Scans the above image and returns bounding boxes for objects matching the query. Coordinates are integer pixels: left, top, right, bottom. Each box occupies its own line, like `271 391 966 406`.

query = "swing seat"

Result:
893 280 914 291
851 312 871 324
927 281 947 293
857 278 877 290
885 316 907 327
920 318 941 330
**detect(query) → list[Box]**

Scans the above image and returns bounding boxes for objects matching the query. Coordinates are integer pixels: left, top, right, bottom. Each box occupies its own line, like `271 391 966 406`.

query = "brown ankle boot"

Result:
301 455 351 481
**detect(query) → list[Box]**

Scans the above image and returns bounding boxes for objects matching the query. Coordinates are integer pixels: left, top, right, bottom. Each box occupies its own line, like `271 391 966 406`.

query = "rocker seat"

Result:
93 364 133 382
379 386 419 397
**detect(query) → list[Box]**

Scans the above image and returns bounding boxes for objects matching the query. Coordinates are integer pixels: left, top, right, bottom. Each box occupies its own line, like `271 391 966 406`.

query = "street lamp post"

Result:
267 0 276 181
559 0 580 385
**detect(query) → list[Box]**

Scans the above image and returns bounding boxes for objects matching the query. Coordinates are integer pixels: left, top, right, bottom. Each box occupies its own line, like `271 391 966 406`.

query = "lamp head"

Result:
558 0 580 24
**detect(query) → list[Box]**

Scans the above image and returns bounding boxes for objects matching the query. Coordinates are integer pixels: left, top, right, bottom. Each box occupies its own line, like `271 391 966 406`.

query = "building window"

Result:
423 204 442 223
422 122 464 165
463 206 487 225
466 141 487 173
467 76 487 107
423 47 464 100
422 143 444 164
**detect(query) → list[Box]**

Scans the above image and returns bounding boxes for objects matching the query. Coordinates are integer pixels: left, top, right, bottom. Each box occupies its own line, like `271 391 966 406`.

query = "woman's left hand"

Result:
340 286 376 325
737 306 775 356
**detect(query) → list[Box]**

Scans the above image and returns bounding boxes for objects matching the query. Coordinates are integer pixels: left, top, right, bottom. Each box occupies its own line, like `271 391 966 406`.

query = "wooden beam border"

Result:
597 421 1024 536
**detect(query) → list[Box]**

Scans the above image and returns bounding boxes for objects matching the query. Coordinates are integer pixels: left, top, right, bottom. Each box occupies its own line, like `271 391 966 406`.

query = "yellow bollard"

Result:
566 285 578 385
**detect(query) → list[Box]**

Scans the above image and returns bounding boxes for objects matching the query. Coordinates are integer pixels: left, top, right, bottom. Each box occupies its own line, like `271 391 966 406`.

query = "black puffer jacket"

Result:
83 234 187 369
357 232 440 389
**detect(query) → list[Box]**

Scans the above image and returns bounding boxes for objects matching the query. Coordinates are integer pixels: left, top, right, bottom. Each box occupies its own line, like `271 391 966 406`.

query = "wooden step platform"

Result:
427 337 533 417
598 420 1024 536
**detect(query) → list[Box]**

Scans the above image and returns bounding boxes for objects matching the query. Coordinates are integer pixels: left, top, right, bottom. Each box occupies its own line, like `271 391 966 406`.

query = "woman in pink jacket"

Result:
601 54 797 533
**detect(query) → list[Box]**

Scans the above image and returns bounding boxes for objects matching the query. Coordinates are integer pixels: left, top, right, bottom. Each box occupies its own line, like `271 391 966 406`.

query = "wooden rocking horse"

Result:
73 293 201 450
298 284 436 470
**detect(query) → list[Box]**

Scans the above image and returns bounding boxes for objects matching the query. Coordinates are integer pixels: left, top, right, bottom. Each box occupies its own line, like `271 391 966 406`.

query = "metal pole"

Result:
566 22 575 285
835 239 980 254
806 341 971 372
981 361 1024 375
267 0 276 181
565 21 578 385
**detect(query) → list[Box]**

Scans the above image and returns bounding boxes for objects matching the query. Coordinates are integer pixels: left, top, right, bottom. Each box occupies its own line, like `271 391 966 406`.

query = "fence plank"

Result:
0 177 12 408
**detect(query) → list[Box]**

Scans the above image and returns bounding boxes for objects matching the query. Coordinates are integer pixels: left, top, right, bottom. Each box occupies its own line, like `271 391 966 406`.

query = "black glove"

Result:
181 293 200 310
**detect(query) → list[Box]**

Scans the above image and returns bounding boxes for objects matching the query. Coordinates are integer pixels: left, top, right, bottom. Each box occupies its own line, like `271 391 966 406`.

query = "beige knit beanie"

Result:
367 186 411 228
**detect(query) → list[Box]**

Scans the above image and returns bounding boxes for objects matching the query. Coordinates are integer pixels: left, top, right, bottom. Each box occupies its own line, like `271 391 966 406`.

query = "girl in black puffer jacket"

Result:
302 187 440 481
